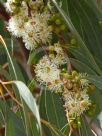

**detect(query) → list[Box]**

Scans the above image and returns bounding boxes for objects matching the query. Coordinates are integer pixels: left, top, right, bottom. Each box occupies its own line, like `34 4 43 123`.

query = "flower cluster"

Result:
35 42 67 90
35 47 95 127
35 55 63 90
5 0 52 50
62 72 91 121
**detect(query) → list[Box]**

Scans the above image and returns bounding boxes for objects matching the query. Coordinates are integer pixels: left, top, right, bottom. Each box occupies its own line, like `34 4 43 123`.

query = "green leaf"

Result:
28 78 36 92
8 58 26 82
0 110 4 127
80 116 94 136
0 100 26 136
67 0 102 60
51 0 101 75
27 49 45 65
13 81 41 135
6 112 26 136
61 0 69 16
0 36 40 136
70 58 97 75
29 118 40 136
87 75 102 90
39 90 68 136
90 89 102 115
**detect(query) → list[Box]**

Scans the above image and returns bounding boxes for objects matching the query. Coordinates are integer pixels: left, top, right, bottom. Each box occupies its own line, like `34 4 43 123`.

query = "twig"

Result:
0 80 22 107
66 110 73 136
2 63 9 69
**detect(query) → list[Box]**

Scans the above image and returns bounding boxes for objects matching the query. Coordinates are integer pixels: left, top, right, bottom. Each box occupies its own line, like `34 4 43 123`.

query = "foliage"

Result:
0 0 102 136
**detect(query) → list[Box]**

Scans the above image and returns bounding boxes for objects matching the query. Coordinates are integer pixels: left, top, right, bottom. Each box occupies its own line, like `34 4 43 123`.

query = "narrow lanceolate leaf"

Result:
13 81 41 135
40 90 68 136
67 0 102 58
0 35 17 79
66 0 102 73
51 0 101 75
70 58 97 75
87 75 102 90
27 48 45 65
0 100 26 136
80 117 94 136
6 111 26 136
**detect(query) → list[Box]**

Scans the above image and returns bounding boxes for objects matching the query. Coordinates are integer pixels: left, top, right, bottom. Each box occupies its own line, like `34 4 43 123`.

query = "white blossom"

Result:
22 14 52 50
35 56 63 90
7 15 26 37
4 0 15 13
7 1 28 37
49 43 67 66
63 90 91 116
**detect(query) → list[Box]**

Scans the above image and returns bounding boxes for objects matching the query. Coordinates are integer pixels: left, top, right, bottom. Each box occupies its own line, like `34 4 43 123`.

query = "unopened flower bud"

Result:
72 70 78 77
60 24 66 30
55 19 61 25
80 100 88 107
70 38 77 45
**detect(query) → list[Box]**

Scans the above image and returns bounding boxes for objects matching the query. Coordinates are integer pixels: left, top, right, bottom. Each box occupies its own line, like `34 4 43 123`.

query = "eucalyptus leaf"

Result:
27 49 45 65
80 116 94 136
13 81 41 135
67 0 102 60
70 58 97 75
87 75 102 90
51 0 101 75
0 100 26 136
39 90 68 136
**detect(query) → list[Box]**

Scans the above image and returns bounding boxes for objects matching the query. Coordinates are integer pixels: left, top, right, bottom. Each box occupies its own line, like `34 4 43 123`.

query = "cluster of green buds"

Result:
48 13 66 34
61 71 95 93
69 37 78 47
69 116 81 128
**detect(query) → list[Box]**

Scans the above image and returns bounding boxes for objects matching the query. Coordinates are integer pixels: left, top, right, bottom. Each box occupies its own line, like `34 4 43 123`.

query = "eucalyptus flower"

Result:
35 56 63 90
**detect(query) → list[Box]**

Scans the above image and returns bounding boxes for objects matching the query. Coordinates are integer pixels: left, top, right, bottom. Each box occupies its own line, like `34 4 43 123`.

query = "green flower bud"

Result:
77 121 81 127
80 100 88 108
51 14 56 21
67 83 73 90
72 70 78 77
86 103 96 117
75 76 80 82
60 24 66 30
48 25 54 32
55 19 62 25
43 6 49 12
63 74 72 79
70 38 77 45
48 46 54 51
72 123 78 128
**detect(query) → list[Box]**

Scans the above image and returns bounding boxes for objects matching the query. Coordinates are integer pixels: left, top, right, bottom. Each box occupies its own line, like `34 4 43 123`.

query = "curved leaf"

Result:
87 75 102 90
70 58 97 75
51 0 101 75
13 81 41 135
